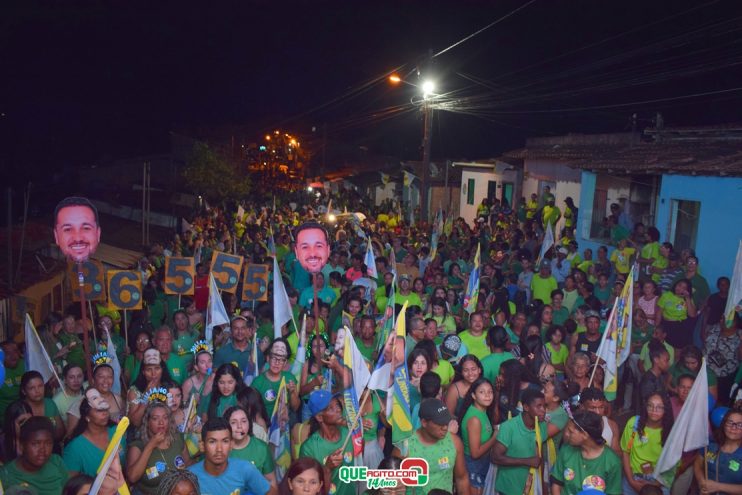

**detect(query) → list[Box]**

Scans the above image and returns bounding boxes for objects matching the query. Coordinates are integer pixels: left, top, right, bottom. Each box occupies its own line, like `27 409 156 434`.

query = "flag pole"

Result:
76 262 93 380
340 388 371 452
89 300 98 349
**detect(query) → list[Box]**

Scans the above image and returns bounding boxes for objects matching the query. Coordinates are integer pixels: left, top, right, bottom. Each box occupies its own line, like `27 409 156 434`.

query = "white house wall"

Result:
459 168 519 225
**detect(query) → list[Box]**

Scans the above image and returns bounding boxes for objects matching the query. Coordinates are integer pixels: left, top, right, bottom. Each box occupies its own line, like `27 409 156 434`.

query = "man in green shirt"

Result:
0 341 26 418
153 326 187 385
492 388 548 494
355 315 377 363
299 391 354 495
531 261 558 305
550 410 622 495
0 416 69 495
393 398 471 495
58 314 86 371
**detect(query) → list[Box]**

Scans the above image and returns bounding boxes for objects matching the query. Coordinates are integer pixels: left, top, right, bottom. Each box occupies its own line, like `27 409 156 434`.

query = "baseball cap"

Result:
307 390 336 416
540 260 551 270
419 398 452 425
584 310 601 321
399 274 411 281
557 247 568 255
440 334 462 358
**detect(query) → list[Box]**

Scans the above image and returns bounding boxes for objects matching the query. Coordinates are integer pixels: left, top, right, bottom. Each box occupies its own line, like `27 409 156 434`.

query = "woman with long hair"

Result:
124 329 152 385
278 457 328 495
224 406 276 485
445 355 483 420
203 363 248 421
458 378 497 495
494 359 540 422
407 348 432 412
425 297 457 334
128 349 174 427
620 391 674 494
694 407 742 494
240 386 270 442
63 390 122 477
126 401 191 494
53 364 85 426
11 371 65 444
181 341 214 405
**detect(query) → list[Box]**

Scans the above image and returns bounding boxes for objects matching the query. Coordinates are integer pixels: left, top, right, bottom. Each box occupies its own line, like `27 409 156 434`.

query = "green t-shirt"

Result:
546 342 569 370
610 247 636 275
594 285 611 305
125 353 142 383
58 332 86 370
251 371 297 416
362 393 382 442
0 362 25 418
481 351 515 384
546 406 569 447
658 292 687 321
172 330 200 370
165 353 188 385
63 425 123 476
550 444 622 495
406 431 457 495
670 363 717 387
433 359 455 386
397 292 422 309
0 454 69 495
130 435 186 495
561 289 580 313
354 336 376 364
495 415 548 494
552 306 570 326
631 324 655 353
531 275 558 305
458 330 489 360
230 437 275 475
620 416 672 483
461 407 493 457
299 426 354 495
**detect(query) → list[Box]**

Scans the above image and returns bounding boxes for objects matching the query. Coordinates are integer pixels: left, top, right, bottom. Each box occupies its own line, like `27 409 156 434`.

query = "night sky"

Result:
2 0 741 188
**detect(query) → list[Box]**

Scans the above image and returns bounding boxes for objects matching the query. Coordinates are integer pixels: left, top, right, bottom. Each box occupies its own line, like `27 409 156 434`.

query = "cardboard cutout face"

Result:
85 388 111 411
294 226 330 274
54 199 101 263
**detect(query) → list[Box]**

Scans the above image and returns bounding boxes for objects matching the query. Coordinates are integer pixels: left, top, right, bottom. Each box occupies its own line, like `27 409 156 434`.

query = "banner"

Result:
164 257 195 295
210 251 244 294
268 377 291 482
391 301 413 444
273 256 295 339
106 270 143 310
463 243 481 314
205 273 230 342
725 240 742 326
25 314 61 385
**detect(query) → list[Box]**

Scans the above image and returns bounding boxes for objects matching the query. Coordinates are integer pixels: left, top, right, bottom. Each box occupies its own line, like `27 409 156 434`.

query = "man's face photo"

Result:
294 226 330 274
54 202 101 262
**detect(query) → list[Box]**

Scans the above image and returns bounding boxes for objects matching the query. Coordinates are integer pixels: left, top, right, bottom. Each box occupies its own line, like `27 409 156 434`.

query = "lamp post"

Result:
390 75 435 223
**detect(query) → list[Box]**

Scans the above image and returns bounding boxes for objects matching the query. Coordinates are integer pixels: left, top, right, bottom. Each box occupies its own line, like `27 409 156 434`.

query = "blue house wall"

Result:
575 171 742 286
655 175 742 287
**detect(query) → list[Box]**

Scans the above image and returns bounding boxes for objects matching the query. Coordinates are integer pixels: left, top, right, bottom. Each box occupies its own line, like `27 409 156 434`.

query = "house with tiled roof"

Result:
501 123 742 286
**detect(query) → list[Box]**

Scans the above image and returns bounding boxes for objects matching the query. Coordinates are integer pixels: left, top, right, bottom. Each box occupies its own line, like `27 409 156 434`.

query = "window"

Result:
467 178 475 205
502 182 514 207
588 174 659 241
487 181 497 202
669 200 700 252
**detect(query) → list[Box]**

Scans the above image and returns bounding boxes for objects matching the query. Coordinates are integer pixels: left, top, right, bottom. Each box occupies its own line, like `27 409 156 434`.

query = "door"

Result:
502 182 514 208
487 180 497 202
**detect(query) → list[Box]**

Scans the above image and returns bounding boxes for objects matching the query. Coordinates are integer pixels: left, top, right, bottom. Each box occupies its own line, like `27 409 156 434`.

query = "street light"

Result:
389 73 435 223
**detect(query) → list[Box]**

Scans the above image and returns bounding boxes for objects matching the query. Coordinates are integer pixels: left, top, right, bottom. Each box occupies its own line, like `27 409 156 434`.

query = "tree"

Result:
182 142 250 203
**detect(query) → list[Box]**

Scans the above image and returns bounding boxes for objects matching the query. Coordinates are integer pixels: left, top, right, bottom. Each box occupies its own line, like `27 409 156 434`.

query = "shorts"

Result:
464 454 490 488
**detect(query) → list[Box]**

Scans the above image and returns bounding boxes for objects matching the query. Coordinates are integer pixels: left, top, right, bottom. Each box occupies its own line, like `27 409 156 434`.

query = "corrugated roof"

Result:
503 136 742 176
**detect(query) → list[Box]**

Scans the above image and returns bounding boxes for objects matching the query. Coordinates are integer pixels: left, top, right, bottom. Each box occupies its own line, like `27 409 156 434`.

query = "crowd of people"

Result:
0 187 741 495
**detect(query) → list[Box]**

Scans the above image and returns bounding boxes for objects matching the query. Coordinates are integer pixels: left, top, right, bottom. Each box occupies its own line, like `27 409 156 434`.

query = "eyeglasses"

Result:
137 338 151 344
270 355 287 363
646 404 665 412
725 421 742 430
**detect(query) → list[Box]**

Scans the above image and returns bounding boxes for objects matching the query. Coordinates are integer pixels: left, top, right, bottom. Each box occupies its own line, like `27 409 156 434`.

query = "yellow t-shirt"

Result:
610 247 636 275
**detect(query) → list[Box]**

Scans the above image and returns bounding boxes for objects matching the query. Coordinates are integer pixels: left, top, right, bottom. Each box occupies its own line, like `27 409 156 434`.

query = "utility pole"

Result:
421 99 432 223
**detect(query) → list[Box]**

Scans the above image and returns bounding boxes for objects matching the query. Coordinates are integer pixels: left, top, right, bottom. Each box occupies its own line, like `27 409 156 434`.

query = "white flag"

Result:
365 238 378 279
653 359 710 486
104 329 123 395
206 272 230 342
536 222 554 266
237 205 245 221
343 326 371 398
724 240 742 326
273 256 294 339
181 218 193 234
24 314 61 385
